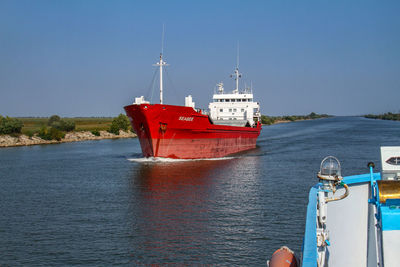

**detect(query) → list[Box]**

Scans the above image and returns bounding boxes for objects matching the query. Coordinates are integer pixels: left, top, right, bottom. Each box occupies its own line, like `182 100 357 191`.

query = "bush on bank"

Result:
52 120 76 132
0 115 24 134
38 126 65 141
48 115 75 132
109 114 130 135
91 129 101 136
261 115 276 125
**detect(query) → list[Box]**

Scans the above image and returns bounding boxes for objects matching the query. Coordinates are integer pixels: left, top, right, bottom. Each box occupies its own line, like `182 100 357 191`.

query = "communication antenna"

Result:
230 42 241 93
161 23 165 55
153 24 168 104
236 41 239 69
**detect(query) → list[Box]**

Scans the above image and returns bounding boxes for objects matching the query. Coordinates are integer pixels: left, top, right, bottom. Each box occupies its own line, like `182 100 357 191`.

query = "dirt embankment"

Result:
0 130 136 148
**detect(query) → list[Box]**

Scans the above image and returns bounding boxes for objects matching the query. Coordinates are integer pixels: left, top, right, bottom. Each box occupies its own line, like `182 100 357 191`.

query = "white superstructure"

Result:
208 67 260 127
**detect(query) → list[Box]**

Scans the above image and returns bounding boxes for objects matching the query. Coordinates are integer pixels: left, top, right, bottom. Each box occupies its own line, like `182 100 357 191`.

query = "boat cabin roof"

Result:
212 93 253 99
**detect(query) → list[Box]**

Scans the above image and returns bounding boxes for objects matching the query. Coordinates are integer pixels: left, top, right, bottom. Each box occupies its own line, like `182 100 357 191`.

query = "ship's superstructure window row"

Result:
214 99 253 102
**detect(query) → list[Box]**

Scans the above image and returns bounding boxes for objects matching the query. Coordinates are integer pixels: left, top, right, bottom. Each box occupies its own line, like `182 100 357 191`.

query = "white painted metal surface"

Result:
325 184 370 266
382 230 400 267
367 203 379 267
154 53 167 104
134 96 149 105
185 95 195 109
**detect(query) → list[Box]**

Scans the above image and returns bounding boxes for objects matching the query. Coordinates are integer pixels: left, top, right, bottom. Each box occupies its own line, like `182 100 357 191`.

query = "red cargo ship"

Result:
124 53 262 159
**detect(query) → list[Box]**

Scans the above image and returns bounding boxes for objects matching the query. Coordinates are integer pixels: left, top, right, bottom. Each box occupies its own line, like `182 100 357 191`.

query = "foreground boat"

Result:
124 52 262 159
269 146 400 267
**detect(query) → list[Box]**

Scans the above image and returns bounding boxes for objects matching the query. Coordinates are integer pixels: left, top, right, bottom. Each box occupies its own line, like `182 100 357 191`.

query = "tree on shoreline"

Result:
48 115 75 132
0 115 23 134
109 114 130 135
48 115 61 126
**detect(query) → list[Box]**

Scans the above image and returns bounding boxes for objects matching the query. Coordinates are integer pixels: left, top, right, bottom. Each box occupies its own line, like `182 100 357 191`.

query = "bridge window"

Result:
387 157 400 165
225 99 230 102
229 108 232 112
219 109 223 112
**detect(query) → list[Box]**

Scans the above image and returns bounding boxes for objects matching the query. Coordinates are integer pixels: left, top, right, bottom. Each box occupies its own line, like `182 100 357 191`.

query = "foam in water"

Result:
127 156 235 163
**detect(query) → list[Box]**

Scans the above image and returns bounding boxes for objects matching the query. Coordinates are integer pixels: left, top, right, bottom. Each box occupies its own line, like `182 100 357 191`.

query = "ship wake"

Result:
127 156 235 163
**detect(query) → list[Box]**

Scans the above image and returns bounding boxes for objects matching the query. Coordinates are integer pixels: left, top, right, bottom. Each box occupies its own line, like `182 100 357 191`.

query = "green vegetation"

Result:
25 130 35 138
0 115 23 134
364 112 400 121
261 112 330 125
52 120 75 132
1 115 132 141
260 115 276 125
38 126 65 141
47 115 61 126
72 117 114 131
109 114 130 135
91 129 101 136
47 114 76 132
18 117 113 134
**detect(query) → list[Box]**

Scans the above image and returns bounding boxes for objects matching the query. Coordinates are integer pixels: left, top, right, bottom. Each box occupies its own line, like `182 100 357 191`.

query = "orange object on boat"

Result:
268 246 298 267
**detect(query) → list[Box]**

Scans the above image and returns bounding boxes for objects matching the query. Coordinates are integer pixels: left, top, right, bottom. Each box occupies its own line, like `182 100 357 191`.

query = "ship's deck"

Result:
325 182 370 266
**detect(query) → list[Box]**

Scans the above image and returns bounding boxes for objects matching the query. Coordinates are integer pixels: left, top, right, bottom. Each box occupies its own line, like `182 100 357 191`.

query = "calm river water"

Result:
1 116 399 265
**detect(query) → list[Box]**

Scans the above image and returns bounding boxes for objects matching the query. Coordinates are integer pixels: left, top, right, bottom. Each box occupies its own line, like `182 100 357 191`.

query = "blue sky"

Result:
1 0 399 116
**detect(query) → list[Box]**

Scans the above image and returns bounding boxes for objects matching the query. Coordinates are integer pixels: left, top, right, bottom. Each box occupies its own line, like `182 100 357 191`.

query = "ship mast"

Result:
154 24 167 104
231 44 241 94
155 53 167 104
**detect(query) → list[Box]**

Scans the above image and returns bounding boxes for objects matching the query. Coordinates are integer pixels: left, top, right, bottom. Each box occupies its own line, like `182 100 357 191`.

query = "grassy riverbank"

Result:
18 117 114 135
1 116 135 147
364 113 400 121
261 112 331 125
1 114 132 142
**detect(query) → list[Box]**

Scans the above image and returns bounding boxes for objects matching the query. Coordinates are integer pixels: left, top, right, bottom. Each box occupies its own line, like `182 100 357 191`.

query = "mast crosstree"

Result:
154 53 167 104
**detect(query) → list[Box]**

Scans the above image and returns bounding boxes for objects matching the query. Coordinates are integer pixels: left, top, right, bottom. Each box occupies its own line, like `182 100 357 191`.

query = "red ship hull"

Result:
124 103 262 159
